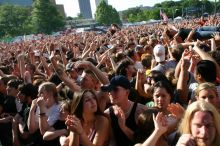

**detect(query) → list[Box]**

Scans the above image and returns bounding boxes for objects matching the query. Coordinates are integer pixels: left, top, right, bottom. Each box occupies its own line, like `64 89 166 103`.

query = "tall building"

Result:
0 0 32 6
78 0 92 19
95 0 108 7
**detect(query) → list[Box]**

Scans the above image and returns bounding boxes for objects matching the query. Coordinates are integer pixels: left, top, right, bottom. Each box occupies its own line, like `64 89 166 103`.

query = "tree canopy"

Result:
122 0 217 22
31 0 65 34
0 5 32 38
95 0 121 25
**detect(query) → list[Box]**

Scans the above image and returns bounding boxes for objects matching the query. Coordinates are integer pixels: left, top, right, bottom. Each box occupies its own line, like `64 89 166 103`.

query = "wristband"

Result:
39 113 46 117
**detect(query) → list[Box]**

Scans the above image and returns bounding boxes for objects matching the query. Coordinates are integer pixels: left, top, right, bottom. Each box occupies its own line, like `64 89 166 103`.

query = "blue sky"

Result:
55 0 173 17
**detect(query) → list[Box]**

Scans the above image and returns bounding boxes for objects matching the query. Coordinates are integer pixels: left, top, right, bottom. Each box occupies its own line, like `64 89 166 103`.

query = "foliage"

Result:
31 0 65 34
122 0 216 23
0 5 32 38
95 0 121 25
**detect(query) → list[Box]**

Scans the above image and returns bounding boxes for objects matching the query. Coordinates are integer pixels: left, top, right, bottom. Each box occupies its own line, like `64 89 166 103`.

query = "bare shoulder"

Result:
95 115 109 129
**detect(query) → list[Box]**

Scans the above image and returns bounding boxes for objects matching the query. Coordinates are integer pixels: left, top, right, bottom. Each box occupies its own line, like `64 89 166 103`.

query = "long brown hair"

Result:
71 89 103 120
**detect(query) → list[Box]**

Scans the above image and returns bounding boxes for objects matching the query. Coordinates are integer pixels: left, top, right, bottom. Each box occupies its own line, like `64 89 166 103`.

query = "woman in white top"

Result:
27 82 60 142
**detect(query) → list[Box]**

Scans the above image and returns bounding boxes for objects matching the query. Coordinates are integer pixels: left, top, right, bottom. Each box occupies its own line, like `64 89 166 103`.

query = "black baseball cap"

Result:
101 75 131 92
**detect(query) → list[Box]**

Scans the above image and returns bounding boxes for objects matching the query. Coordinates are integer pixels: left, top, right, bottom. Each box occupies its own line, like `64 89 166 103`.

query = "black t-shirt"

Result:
0 92 5 107
2 95 17 115
18 103 30 132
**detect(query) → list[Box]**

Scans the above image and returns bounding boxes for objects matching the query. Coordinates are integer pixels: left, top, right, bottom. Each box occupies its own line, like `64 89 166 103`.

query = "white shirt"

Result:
35 103 60 126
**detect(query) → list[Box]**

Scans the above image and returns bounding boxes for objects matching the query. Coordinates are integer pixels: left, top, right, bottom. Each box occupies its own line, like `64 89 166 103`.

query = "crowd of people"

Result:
0 14 220 146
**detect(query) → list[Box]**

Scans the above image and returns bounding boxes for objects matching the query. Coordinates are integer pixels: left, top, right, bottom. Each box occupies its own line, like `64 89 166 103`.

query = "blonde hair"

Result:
38 82 58 103
195 82 218 97
178 100 220 145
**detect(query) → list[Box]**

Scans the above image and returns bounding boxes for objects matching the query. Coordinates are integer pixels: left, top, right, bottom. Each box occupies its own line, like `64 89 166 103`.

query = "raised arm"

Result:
75 61 109 85
176 59 190 104
50 51 81 92
193 41 220 78
27 99 39 133
136 113 168 146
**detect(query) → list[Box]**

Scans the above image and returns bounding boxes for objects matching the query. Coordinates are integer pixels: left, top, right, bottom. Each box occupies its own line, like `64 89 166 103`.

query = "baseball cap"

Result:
101 75 131 92
153 44 165 62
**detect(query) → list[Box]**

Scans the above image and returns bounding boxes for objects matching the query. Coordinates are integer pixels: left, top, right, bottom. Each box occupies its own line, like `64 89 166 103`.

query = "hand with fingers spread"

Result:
153 112 168 135
167 103 185 120
212 32 220 41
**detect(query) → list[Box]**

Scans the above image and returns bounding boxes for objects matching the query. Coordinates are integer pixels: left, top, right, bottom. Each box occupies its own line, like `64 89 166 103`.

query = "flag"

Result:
160 9 168 22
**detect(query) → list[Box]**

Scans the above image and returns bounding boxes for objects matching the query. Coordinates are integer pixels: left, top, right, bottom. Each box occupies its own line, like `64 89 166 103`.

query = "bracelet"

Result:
39 113 46 117
61 82 65 88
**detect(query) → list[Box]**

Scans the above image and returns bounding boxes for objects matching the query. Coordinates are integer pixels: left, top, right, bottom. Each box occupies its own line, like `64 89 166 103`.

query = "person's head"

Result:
165 68 177 87
0 76 11 94
80 69 100 90
153 44 166 63
38 82 58 107
145 71 170 87
134 108 159 143
101 75 131 105
141 54 153 70
6 79 22 97
59 100 71 121
125 49 140 62
179 100 220 146
116 59 136 78
65 62 78 80
25 63 36 76
71 90 102 120
169 44 184 62
153 81 173 112
17 83 38 104
195 82 219 108
194 60 216 83
135 45 144 56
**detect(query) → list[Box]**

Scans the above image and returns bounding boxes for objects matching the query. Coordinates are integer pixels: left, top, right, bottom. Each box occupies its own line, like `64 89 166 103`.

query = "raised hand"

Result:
114 105 126 130
212 32 220 41
176 134 196 146
167 103 185 120
65 115 84 135
153 112 168 135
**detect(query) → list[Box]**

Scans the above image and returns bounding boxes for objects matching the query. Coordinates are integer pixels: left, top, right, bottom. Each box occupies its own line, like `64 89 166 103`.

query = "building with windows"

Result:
78 0 92 19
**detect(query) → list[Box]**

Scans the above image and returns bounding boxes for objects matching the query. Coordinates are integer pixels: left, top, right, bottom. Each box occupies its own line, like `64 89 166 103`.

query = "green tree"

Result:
122 8 142 21
0 5 32 38
95 0 121 25
31 0 65 34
